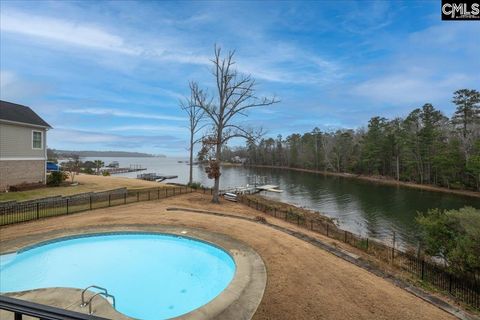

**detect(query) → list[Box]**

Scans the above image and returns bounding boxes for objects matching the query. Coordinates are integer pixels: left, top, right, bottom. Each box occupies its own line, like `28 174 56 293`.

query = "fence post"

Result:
158 188 160 199
90 195 92 210
392 231 396 262
166 188 168 198
66 199 69 214
124 193 127 204
173 188 176 196
421 260 425 280
449 274 452 293
326 224 329 237
366 238 369 251
108 194 111 207
297 215 300 225
36 202 39 219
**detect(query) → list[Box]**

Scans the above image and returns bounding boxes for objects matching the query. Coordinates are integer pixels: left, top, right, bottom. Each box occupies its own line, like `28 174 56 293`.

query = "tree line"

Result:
224 89 480 191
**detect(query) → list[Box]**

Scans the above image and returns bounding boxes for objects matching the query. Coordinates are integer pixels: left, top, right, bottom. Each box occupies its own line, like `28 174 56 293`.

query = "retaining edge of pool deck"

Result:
0 226 267 320
165 207 480 320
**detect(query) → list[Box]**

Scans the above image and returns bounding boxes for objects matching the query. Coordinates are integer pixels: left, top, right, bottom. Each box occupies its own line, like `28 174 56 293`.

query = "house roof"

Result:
0 100 52 128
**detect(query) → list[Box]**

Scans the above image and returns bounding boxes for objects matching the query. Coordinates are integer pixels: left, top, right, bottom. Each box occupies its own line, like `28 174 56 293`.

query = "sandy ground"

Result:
0 174 166 201
0 193 457 320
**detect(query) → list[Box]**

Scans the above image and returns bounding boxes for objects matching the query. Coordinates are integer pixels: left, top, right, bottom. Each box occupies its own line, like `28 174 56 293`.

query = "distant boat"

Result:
106 161 120 168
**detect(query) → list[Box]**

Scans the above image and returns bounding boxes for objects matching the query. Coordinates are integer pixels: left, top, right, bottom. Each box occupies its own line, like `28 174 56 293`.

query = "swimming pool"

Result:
0 233 236 319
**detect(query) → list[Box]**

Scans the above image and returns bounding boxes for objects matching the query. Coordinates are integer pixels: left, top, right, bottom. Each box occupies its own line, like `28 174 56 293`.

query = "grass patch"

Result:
0 174 167 202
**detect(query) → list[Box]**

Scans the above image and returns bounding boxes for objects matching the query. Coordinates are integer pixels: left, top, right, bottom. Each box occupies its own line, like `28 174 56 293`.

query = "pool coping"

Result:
0 225 267 320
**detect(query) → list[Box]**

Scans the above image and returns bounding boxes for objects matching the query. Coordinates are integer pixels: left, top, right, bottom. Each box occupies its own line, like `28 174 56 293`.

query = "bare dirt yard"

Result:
0 192 459 320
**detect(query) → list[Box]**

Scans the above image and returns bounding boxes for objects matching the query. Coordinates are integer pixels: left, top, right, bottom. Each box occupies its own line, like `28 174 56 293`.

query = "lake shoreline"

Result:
243 164 480 199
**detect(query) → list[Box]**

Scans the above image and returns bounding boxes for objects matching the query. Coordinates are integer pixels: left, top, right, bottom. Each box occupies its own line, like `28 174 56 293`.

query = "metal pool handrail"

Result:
86 292 116 315
80 285 116 310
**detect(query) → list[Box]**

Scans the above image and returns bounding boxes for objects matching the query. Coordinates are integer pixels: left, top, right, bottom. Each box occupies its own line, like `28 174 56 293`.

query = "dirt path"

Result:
0 193 457 320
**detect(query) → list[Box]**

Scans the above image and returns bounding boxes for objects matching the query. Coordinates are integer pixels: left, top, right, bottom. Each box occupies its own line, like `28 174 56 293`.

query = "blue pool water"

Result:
0 233 236 319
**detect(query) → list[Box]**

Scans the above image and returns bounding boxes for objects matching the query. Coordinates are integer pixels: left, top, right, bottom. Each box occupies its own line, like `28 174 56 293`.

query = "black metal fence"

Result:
238 195 480 310
0 186 193 226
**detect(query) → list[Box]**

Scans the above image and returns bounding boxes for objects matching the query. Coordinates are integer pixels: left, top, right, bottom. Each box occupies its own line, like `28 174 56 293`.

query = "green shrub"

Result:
47 171 68 186
187 181 203 189
82 167 94 174
102 171 111 176
417 206 480 274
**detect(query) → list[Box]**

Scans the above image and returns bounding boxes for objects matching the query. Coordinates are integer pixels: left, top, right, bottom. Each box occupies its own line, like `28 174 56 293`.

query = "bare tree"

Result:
63 154 81 183
180 88 206 185
191 46 279 203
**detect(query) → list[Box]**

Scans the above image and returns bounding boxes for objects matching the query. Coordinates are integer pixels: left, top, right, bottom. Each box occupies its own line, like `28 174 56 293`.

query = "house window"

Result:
32 131 43 149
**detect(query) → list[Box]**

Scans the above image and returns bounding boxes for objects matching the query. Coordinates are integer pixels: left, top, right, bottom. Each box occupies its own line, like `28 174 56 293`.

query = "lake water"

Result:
84 157 480 247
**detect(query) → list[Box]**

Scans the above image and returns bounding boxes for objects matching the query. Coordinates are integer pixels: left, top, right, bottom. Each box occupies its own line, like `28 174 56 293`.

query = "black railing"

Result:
0 186 194 226
239 195 480 310
0 295 110 320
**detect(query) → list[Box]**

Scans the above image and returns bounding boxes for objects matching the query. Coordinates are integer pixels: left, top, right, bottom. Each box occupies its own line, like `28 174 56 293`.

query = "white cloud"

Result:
107 125 188 133
0 10 209 67
0 9 341 85
351 22 480 107
48 128 185 150
0 70 51 101
0 11 139 55
353 72 471 105
63 108 186 121
0 70 16 88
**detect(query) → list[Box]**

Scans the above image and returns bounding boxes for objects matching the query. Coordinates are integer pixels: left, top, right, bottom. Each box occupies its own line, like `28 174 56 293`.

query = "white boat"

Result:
223 192 238 202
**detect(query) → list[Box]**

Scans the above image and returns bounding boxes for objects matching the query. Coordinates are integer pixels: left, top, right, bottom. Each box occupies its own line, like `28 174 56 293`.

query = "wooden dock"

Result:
137 173 178 182
221 185 283 195
102 164 147 174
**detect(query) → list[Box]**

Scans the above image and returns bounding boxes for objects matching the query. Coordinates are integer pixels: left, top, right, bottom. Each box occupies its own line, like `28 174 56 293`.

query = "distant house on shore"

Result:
0 100 52 191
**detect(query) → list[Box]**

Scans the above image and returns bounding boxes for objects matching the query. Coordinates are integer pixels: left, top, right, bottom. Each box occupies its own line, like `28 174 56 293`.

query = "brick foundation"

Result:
0 160 46 192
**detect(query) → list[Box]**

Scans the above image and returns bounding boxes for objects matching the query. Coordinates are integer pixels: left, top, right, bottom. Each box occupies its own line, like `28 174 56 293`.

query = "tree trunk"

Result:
212 141 221 203
396 155 400 181
188 133 194 185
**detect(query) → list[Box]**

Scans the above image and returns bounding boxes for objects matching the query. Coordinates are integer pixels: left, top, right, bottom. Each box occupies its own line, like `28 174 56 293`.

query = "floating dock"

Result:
103 164 146 174
137 173 178 182
256 185 283 193
221 184 283 195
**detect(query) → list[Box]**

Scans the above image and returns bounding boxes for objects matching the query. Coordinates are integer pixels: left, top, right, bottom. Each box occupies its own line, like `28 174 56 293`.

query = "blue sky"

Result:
1 1 479 156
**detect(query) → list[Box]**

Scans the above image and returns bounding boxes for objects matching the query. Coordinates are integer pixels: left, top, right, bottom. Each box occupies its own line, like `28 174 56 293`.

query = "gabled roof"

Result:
0 100 52 128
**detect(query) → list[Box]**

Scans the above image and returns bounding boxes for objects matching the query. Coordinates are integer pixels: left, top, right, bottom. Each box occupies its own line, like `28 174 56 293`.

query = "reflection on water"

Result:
84 157 480 247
